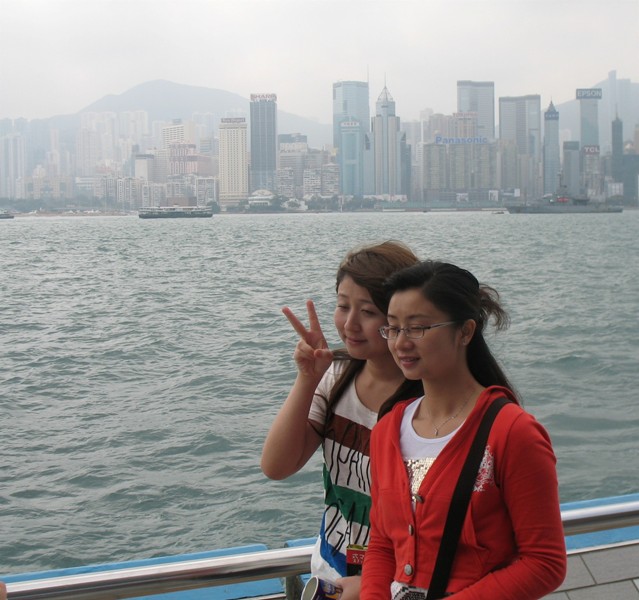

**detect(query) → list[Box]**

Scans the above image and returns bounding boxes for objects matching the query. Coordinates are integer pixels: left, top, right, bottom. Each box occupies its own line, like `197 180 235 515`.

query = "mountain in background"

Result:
63 79 332 148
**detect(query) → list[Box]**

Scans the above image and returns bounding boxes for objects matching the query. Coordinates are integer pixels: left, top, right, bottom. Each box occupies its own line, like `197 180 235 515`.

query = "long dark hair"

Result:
322 241 424 429
379 260 518 418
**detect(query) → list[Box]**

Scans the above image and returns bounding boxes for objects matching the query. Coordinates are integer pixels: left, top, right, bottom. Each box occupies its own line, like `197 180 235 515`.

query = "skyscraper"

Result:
0 133 26 198
499 95 542 198
611 115 624 183
543 101 561 194
577 89 603 196
333 81 370 196
577 88 602 148
457 81 495 140
250 94 278 193
218 117 248 208
371 86 406 197
562 141 581 197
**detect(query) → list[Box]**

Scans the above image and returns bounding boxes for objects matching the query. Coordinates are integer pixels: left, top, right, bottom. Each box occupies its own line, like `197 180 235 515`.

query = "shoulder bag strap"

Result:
426 396 511 599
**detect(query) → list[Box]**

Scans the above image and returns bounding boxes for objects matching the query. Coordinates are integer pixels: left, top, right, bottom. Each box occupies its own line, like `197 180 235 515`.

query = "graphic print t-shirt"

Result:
308 362 377 580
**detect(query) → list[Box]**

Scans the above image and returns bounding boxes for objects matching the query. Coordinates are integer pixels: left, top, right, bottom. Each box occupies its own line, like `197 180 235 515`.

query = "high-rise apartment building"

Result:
333 81 370 196
371 86 406 197
457 81 495 140
250 93 278 193
218 117 248 208
499 95 542 198
543 101 561 194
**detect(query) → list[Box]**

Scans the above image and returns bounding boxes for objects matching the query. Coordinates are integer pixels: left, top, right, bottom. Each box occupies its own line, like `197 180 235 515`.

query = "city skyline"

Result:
1 0 637 123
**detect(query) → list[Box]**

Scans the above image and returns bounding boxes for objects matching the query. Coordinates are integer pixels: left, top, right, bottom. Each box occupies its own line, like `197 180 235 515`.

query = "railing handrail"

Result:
6 500 639 600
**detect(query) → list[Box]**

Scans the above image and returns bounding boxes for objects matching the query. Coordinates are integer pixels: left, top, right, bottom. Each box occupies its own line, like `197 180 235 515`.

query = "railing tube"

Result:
6 499 639 600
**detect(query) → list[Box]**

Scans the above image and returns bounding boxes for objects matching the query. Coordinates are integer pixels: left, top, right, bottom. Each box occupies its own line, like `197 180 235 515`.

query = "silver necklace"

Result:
429 393 474 437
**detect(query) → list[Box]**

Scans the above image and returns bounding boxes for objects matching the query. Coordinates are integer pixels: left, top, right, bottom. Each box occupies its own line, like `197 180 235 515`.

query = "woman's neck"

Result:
356 356 406 413
420 376 483 420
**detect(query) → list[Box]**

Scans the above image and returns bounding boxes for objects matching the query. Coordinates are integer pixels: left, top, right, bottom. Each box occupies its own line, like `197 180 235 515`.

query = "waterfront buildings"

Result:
250 94 278 193
2 71 639 210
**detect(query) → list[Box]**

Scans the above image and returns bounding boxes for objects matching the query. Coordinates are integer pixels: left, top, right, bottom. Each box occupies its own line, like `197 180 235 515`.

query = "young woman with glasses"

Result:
361 260 566 600
261 241 423 600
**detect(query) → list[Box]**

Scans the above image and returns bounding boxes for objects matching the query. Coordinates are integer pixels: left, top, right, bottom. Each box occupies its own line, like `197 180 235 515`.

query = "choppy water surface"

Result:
1 211 638 572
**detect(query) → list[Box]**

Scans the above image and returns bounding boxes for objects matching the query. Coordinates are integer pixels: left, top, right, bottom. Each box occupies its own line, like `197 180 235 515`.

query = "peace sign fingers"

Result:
282 300 327 350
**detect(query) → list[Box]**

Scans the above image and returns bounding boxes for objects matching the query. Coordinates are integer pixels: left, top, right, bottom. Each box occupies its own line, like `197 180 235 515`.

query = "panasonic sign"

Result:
435 136 488 145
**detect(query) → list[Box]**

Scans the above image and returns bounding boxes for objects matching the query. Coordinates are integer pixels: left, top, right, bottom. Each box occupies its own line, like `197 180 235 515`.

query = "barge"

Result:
138 207 213 219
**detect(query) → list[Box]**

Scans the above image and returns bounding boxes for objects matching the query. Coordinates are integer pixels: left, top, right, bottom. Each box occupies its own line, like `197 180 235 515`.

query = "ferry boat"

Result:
138 206 213 219
3 493 638 600
0 211 15 219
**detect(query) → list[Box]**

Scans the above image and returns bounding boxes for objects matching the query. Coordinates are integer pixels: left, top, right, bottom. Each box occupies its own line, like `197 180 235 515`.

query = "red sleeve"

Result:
452 412 567 599
361 425 396 600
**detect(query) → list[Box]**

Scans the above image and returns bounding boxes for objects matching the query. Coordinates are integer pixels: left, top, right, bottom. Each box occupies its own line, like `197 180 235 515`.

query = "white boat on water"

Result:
3 493 639 600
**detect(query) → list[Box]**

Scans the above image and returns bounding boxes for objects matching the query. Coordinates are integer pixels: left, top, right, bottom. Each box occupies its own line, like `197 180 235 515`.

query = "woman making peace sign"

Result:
261 241 423 600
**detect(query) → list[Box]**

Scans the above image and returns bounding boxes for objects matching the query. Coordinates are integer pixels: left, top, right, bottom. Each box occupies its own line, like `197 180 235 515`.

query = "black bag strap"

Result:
426 396 511 600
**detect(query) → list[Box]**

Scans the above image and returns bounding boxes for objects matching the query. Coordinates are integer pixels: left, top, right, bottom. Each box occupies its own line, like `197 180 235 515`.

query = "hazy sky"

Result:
1 0 637 123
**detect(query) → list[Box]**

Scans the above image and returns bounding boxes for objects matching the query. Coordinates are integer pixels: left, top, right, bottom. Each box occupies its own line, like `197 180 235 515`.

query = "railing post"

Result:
285 574 304 600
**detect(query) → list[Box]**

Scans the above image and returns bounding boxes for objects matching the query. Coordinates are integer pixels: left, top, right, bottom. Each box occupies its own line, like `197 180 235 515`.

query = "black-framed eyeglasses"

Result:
378 321 457 340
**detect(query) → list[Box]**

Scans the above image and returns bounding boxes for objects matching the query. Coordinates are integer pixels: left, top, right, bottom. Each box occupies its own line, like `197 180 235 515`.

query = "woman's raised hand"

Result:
282 300 334 379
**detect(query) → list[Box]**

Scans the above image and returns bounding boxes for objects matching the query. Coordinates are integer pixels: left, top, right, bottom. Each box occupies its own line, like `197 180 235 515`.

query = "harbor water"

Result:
1 210 638 574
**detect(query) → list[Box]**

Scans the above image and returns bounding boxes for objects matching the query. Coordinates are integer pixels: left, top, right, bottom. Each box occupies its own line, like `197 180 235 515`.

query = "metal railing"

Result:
6 499 639 600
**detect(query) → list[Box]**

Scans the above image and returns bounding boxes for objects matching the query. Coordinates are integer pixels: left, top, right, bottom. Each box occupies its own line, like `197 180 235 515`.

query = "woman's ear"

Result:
461 319 477 345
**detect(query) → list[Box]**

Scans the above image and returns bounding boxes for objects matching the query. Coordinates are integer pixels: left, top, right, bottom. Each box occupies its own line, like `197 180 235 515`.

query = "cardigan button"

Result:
408 524 414 535
414 494 424 503
404 564 413 576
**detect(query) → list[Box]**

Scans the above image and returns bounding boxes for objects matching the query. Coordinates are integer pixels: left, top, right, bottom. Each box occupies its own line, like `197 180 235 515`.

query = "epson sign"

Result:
576 89 602 100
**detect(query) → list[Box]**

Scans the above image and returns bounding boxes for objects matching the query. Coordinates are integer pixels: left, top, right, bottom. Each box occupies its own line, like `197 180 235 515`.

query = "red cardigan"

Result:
361 386 566 600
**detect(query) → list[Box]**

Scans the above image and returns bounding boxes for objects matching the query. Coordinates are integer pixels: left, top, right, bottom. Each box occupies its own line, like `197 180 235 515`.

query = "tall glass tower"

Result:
250 94 278 193
333 81 370 196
